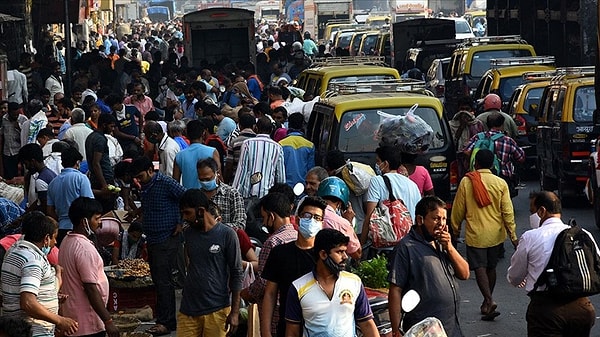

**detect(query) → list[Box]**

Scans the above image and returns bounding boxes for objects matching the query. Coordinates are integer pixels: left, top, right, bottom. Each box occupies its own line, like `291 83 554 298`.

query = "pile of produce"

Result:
117 259 151 278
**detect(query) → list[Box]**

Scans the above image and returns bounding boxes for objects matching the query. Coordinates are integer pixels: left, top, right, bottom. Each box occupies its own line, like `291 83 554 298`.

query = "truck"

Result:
303 0 353 41
147 0 175 21
183 8 256 69
390 0 428 23
255 0 281 23
487 0 597 67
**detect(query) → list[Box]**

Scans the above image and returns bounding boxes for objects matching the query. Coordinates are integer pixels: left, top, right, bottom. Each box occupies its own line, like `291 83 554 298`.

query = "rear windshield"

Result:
523 87 544 113
470 49 533 78
337 107 446 152
574 86 596 122
361 35 379 55
498 76 525 102
337 34 354 49
455 20 472 33
328 74 397 90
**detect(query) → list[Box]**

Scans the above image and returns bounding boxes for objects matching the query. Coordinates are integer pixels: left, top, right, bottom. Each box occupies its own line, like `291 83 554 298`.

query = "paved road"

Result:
458 179 600 337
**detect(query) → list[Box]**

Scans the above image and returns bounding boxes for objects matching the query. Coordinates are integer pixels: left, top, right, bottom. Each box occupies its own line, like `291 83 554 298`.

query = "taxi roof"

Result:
318 92 444 120
303 64 400 76
488 64 556 77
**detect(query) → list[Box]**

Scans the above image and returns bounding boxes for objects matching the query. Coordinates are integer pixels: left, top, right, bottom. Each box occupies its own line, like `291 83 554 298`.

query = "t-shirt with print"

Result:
113 105 140 149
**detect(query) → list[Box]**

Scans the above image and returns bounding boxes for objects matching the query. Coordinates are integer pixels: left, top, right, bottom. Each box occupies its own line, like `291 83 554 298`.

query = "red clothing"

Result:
0 234 59 265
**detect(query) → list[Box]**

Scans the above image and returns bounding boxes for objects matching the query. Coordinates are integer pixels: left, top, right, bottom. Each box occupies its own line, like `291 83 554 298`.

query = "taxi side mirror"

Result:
528 104 538 117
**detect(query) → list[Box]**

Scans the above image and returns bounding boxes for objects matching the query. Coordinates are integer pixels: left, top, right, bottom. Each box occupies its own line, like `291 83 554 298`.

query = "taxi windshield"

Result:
337 107 446 152
470 49 533 78
573 86 596 122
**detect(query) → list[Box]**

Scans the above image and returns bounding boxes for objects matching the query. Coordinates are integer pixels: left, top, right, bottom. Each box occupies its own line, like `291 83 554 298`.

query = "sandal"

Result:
145 324 170 336
481 311 501 321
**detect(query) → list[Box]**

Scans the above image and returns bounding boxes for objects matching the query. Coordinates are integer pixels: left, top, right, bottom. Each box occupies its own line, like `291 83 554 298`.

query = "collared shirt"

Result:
1 239 58 337
507 217 580 292
226 129 256 177
286 270 373 336
45 75 64 106
322 205 361 256
6 69 28 104
246 224 297 303
216 116 237 142
279 132 315 188
63 123 93 159
1 114 28 156
210 183 246 230
232 134 286 198
451 169 517 248
140 171 186 244
59 233 108 336
47 168 94 230
0 198 25 236
157 133 180 177
182 98 198 120
388 228 463 337
463 130 525 177
124 94 154 118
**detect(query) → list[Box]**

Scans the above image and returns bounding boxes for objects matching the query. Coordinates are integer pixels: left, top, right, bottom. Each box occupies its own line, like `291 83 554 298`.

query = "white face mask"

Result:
529 212 541 229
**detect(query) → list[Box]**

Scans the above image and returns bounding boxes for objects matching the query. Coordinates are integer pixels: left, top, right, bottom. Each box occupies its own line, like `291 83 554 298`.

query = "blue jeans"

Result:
148 235 181 331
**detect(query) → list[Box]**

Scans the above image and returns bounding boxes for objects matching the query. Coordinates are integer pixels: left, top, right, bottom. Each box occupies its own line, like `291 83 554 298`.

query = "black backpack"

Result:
533 220 600 299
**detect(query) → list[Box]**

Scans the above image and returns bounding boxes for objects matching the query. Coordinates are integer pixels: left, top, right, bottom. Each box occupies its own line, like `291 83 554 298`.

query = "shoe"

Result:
481 311 501 321
146 324 170 336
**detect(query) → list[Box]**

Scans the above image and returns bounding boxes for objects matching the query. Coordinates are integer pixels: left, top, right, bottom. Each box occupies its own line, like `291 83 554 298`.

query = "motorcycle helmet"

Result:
317 177 350 207
483 93 502 111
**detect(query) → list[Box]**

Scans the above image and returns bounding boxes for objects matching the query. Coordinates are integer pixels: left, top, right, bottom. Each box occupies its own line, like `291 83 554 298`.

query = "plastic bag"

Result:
242 262 256 289
375 104 434 154
404 317 448 337
334 160 375 196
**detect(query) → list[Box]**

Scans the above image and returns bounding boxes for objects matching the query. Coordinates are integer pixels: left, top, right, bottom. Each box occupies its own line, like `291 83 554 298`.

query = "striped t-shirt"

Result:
1 239 59 337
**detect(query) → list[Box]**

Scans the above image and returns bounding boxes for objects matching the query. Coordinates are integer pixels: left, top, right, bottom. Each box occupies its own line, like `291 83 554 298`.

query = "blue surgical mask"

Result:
298 218 322 239
199 178 218 191
41 245 51 256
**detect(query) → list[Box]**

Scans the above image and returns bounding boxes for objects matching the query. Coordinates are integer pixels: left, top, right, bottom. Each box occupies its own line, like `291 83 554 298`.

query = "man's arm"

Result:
361 201 377 244
20 292 78 335
450 180 467 238
507 235 527 287
83 283 119 337
285 322 302 337
90 151 108 189
228 190 247 230
357 319 379 337
212 149 221 174
172 159 181 183
388 284 403 337
500 182 518 247
260 281 279 337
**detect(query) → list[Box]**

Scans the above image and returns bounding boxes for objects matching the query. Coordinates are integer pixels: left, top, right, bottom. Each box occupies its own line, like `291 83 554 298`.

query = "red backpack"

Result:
368 175 413 248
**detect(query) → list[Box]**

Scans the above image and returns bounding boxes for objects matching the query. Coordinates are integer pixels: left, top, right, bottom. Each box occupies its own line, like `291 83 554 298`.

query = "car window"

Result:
327 74 397 91
508 88 521 115
573 86 596 122
337 33 353 49
337 107 446 152
497 76 525 102
552 89 565 121
307 78 318 97
523 87 544 114
454 20 472 33
361 35 379 55
470 49 533 77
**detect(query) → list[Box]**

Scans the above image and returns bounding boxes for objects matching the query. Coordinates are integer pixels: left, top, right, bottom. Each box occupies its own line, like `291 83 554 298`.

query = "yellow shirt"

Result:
451 169 517 248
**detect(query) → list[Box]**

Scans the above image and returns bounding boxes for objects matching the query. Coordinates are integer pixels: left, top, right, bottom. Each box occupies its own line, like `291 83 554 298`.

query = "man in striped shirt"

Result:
1 212 78 337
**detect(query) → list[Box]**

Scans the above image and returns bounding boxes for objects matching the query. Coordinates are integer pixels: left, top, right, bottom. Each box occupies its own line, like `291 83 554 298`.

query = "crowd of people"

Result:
0 18 597 337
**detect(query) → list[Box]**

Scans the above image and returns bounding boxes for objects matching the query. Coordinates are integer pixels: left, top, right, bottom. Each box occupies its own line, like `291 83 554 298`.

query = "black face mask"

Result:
323 255 344 277
420 225 436 242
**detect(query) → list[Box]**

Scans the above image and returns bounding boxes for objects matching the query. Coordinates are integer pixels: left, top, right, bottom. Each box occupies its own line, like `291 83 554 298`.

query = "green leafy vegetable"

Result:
352 255 389 289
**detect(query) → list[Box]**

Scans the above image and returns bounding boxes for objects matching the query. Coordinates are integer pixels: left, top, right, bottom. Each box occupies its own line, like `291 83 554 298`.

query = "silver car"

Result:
426 57 450 102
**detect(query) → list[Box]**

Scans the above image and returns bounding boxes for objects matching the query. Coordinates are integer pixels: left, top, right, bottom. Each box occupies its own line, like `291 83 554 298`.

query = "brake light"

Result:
572 151 590 157
449 160 458 191
514 115 527 135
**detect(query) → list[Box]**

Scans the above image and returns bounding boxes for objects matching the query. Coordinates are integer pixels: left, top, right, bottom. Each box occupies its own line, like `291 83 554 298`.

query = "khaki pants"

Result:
177 306 231 337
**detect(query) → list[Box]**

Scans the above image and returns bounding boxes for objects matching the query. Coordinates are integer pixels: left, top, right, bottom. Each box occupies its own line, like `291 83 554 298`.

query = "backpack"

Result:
368 175 413 248
469 132 503 174
334 160 375 196
532 220 600 299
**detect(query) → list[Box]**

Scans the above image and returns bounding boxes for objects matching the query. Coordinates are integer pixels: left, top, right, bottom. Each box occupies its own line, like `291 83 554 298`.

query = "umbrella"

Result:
0 13 23 23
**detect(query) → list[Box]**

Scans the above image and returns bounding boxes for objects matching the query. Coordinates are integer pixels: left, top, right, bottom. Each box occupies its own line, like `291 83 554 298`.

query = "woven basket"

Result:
112 316 141 333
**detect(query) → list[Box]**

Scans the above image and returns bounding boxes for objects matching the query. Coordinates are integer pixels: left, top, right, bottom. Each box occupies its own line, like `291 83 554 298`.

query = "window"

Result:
337 107 446 153
497 76 525 102
523 87 544 114
470 49 533 78
573 86 596 122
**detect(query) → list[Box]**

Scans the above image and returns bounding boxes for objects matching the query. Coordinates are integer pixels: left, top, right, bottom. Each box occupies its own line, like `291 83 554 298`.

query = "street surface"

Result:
457 179 600 337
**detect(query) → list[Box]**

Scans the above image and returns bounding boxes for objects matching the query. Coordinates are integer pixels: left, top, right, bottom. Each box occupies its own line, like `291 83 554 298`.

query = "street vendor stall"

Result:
105 259 156 315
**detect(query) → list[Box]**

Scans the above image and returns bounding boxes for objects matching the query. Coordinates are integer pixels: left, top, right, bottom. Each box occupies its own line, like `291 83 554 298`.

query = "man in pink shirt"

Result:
124 82 154 122
317 177 362 260
58 197 119 337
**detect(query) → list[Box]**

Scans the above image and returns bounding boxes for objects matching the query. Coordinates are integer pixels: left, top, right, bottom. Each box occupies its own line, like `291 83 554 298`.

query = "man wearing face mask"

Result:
260 196 326 337
178 189 243 337
144 120 179 178
59 197 119 337
317 177 362 260
197 157 246 230
388 196 470 337
1 212 79 337
241 192 297 307
285 228 379 337
508 191 597 336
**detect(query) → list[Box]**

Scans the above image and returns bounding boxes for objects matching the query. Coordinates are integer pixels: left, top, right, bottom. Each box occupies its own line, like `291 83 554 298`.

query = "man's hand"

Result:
105 320 119 337
435 224 451 251
225 310 239 337
342 201 355 223
56 316 78 335
512 239 518 249
240 288 253 303
172 223 183 236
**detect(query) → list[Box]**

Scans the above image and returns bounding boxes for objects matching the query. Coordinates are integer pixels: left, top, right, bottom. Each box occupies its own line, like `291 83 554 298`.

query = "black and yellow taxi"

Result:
473 56 555 104
305 79 457 205
295 57 400 98
536 66 597 201
444 35 536 115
